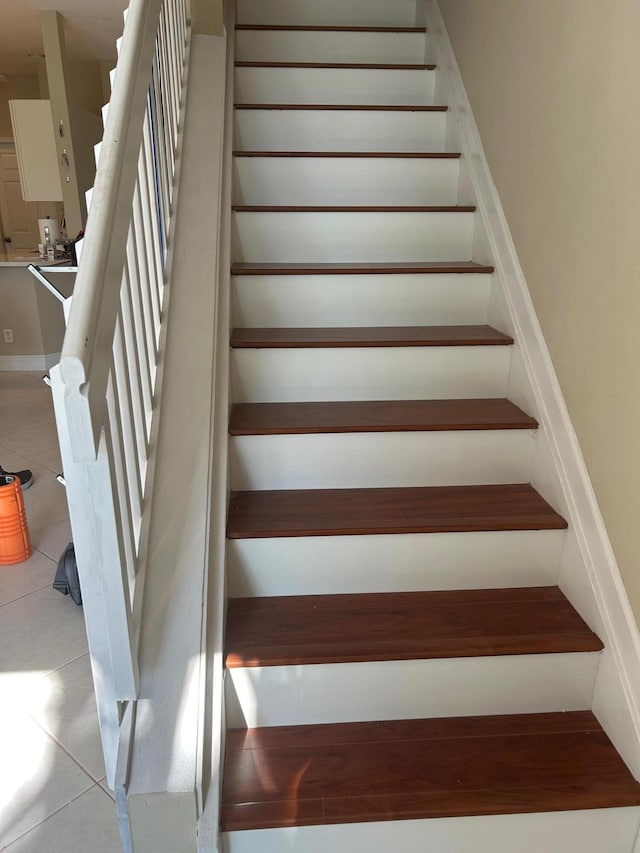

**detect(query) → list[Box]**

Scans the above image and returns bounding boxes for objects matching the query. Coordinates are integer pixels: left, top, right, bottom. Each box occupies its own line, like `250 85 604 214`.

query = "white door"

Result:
0 142 63 251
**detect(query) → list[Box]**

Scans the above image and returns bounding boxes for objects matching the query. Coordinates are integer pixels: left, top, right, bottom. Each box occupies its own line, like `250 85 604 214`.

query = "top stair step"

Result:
236 25 428 32
221 711 640 831
234 103 447 111
230 325 513 348
235 61 436 70
231 261 493 275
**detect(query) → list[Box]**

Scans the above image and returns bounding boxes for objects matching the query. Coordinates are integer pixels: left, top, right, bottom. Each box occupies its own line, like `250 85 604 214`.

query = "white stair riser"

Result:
234 110 449 152
230 430 536 490
225 652 599 728
237 0 419 27
233 158 460 206
232 211 475 263
223 808 640 853
228 530 565 597
235 67 436 106
236 30 428 65
232 274 491 327
231 346 511 402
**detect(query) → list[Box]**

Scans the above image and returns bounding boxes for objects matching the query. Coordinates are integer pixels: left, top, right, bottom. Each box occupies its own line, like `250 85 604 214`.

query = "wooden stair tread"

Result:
234 103 449 111
231 261 494 274
221 711 640 830
226 483 568 539
235 61 436 70
233 150 461 158
229 398 538 435
235 25 429 33
225 586 603 668
232 204 475 212
230 325 512 348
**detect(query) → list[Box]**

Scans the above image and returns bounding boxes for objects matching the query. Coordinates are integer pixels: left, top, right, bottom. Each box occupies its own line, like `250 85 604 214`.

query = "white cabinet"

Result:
9 100 63 202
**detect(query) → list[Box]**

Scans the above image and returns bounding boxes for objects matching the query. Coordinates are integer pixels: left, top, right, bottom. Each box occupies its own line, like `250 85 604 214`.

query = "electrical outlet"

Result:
3 329 13 344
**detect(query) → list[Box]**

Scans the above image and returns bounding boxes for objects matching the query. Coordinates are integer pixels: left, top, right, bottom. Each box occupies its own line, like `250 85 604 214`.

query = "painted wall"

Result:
0 77 40 138
68 61 105 115
0 267 69 360
437 0 640 617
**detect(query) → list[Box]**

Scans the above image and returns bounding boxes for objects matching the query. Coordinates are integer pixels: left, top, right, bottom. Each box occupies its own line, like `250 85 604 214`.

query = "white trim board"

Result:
423 0 640 777
0 353 59 371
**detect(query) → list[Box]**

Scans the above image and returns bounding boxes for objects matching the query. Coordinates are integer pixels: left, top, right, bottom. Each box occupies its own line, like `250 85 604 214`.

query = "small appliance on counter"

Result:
38 216 61 259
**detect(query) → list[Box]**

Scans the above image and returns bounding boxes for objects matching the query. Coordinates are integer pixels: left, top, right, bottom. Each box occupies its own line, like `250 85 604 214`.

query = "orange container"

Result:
0 474 32 565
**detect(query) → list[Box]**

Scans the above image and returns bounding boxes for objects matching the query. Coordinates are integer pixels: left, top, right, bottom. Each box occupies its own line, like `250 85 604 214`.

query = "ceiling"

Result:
0 0 129 76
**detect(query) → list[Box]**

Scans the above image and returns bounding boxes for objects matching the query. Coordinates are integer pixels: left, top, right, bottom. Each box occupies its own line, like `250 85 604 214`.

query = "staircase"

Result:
219 1 640 851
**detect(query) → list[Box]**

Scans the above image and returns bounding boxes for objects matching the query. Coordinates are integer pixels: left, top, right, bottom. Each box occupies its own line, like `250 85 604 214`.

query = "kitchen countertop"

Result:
0 248 71 268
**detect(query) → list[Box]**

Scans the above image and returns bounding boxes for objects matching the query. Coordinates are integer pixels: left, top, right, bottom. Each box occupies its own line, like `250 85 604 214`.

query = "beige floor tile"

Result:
0 403 54 435
0 373 44 397
30 518 73 562
0 549 56 606
4 784 120 853
0 380 51 408
0 421 60 456
25 445 63 476
0 585 87 676
23 479 70 528
0 710 95 849
28 654 106 782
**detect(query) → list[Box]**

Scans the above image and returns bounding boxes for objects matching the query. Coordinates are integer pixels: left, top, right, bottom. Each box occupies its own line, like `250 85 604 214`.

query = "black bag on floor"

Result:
53 542 82 606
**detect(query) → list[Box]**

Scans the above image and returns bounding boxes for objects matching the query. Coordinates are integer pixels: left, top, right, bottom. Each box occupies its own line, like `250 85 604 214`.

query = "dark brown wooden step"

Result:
233 150 461 158
235 25 428 33
235 61 437 70
230 325 512 348
226 483 568 539
225 586 603 668
232 204 475 212
221 711 640 830
234 103 448 111
231 261 494 275
229 398 538 435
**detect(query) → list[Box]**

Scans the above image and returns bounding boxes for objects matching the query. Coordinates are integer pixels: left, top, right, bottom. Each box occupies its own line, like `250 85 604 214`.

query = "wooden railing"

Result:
49 0 190 786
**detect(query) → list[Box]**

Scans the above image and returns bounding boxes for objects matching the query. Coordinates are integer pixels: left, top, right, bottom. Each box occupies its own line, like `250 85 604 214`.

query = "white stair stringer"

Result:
231 345 511 402
225 652 600 729
232 210 475 263
235 65 436 106
237 0 419 27
230 429 536 490
227 529 566 598
233 108 449 153
233 156 460 206
232 273 492 328
235 29 428 65
222 807 640 853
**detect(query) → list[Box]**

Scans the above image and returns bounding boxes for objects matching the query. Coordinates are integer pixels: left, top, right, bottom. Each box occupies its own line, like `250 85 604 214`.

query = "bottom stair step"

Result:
222 711 640 833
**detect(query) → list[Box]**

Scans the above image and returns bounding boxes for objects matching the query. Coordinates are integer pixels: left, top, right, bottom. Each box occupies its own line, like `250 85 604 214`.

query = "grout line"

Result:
2 782 102 850
0 580 55 609
46 651 91 677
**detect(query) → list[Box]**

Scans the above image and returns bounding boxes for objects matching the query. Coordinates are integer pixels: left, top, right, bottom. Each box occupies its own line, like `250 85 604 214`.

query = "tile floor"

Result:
0 371 121 852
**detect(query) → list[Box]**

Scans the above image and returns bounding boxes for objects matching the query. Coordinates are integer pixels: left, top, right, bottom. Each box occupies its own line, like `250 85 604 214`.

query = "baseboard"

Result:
0 353 60 371
424 0 640 777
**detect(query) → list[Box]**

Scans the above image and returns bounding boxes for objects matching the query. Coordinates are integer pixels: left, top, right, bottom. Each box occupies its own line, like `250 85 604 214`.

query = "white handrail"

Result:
49 0 191 787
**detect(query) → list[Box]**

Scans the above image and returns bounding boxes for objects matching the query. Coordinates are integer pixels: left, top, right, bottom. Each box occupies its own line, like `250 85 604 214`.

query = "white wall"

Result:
438 0 640 621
